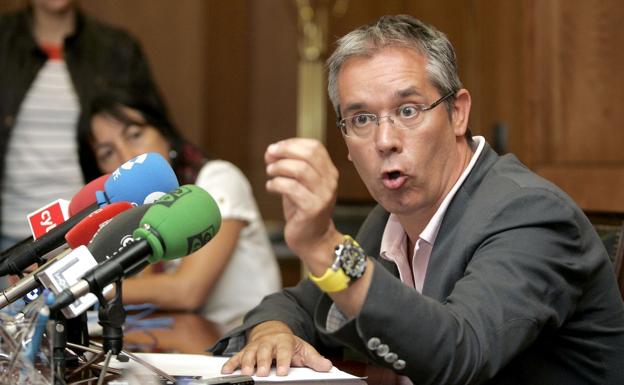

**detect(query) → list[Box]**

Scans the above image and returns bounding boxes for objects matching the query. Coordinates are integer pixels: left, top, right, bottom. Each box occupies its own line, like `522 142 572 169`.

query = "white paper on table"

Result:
109 353 366 383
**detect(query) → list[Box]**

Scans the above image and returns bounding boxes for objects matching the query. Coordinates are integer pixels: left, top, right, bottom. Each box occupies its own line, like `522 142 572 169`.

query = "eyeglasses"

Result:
337 90 455 138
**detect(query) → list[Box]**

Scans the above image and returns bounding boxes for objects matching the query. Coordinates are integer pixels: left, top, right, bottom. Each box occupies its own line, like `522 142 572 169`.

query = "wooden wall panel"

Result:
80 0 210 147
201 1 250 167
0 0 23 13
537 166 624 213
468 1 528 158
247 0 299 220
555 0 624 163
528 0 624 212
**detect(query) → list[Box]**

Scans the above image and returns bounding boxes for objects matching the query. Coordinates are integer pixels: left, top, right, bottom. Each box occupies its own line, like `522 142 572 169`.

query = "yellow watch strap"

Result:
309 235 361 293
309 266 350 293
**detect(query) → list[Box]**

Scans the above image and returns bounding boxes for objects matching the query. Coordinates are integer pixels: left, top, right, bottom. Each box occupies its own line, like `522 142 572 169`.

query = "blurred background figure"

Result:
78 91 281 327
0 0 167 253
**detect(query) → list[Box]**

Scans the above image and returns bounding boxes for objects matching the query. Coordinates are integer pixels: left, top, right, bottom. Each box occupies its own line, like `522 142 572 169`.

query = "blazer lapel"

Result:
422 144 500 299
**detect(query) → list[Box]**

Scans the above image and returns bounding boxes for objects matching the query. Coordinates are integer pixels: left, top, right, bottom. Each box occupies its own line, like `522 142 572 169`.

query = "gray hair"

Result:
327 15 463 119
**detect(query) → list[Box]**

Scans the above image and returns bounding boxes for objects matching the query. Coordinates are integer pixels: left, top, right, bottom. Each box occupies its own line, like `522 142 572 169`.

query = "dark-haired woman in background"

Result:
78 92 281 327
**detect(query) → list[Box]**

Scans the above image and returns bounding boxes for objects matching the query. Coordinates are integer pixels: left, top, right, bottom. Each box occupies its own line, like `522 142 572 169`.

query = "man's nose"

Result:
373 115 402 155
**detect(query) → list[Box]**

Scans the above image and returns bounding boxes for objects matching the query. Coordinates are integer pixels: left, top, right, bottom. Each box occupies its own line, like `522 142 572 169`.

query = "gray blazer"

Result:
211 144 624 384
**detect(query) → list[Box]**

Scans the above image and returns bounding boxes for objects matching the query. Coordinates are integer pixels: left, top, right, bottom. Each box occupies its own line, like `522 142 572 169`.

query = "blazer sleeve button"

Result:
376 344 390 356
384 352 398 363
367 337 381 350
393 359 406 370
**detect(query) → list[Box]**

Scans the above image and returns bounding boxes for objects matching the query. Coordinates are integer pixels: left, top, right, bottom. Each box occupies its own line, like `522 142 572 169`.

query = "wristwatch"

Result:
309 235 367 293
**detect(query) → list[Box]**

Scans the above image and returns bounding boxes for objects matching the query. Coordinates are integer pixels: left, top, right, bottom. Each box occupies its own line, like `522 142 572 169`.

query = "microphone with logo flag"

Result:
27 199 70 240
27 174 109 240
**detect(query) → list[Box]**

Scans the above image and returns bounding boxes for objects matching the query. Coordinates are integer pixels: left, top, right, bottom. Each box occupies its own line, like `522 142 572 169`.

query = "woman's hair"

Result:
78 90 211 185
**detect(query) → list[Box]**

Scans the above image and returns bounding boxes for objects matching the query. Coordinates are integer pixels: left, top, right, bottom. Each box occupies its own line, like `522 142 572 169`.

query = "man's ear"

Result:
451 89 471 137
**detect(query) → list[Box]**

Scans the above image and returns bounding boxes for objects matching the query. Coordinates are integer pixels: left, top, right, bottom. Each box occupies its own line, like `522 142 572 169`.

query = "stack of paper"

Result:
109 352 366 384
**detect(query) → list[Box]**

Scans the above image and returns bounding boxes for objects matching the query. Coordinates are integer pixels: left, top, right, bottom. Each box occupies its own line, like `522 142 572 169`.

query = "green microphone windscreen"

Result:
133 185 221 262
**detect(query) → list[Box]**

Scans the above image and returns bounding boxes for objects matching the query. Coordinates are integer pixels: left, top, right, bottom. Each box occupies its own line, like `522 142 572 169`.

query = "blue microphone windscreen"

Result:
98 153 179 206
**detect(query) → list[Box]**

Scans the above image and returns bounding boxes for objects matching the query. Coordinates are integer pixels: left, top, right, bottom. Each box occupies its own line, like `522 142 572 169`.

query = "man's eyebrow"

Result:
395 86 424 99
342 102 367 116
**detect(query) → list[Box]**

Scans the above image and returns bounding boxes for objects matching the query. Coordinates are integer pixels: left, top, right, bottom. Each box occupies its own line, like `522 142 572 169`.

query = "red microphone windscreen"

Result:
68 174 110 217
65 201 133 249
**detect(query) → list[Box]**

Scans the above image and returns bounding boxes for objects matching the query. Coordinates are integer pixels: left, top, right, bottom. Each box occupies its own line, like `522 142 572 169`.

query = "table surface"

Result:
121 311 413 385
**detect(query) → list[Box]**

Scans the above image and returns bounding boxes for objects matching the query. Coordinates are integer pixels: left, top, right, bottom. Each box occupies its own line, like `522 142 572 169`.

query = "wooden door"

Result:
525 0 624 212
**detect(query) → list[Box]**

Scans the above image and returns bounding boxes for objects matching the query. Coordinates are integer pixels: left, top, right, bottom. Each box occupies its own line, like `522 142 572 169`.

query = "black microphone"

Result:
87 203 153 277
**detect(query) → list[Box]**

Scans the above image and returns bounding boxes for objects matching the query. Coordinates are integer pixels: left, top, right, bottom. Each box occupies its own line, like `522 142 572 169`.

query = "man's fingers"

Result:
266 138 322 162
266 171 336 212
274 338 296 376
265 139 337 179
305 353 333 373
267 158 322 189
266 176 336 224
220 334 329 378
266 175 307 196
255 344 275 377
290 340 333 373
221 353 241 374
239 345 260 376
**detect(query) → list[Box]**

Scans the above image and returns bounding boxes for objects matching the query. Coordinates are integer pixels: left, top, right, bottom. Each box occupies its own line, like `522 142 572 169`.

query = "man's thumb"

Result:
303 350 333 372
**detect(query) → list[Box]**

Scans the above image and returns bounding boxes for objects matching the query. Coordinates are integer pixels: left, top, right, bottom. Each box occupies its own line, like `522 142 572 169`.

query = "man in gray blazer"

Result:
212 15 624 384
